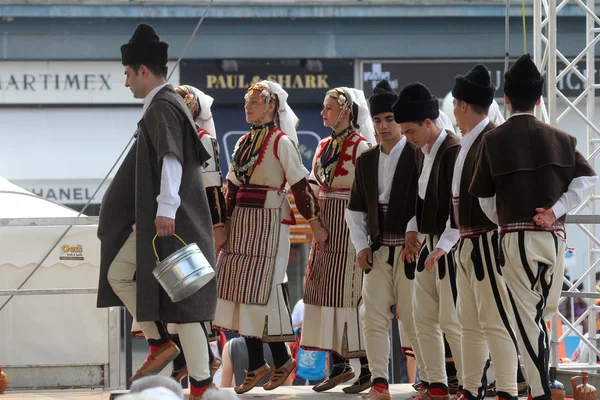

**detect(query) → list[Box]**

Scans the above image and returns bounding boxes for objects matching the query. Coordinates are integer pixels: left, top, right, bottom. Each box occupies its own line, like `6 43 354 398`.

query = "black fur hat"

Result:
452 64 495 107
504 54 544 101
368 80 399 117
121 23 169 66
393 82 439 123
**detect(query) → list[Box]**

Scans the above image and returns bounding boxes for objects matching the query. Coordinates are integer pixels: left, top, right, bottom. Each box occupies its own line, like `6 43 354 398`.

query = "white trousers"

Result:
360 245 425 382
107 231 210 382
456 231 518 398
500 230 565 400
413 235 463 388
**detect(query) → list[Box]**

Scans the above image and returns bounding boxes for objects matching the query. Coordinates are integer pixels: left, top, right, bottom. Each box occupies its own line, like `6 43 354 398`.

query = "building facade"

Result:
1 0 597 304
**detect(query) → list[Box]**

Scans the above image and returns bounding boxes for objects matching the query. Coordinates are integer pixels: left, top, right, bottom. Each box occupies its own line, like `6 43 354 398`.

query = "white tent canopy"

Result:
0 177 107 365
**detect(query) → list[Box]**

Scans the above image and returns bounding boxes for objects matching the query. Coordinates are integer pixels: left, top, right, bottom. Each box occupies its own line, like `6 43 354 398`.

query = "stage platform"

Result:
1 384 417 399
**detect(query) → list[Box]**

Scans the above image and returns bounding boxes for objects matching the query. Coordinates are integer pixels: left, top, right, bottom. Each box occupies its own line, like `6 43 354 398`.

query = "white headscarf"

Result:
177 85 217 137
191 87 217 137
341 87 377 145
259 80 299 145
487 99 505 125
435 110 455 133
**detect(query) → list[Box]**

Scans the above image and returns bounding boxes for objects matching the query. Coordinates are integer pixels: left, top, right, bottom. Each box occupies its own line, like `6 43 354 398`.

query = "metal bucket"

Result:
152 234 215 303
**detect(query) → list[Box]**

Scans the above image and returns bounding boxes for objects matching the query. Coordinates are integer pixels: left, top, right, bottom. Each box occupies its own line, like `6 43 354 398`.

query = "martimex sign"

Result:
0 61 180 104
1 72 111 92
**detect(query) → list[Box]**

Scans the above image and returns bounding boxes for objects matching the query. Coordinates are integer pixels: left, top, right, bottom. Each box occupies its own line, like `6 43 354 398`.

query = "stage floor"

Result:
1 384 417 399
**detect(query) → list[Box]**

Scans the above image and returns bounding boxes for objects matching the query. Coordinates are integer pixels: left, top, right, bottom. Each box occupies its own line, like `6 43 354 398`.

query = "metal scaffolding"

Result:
533 0 600 370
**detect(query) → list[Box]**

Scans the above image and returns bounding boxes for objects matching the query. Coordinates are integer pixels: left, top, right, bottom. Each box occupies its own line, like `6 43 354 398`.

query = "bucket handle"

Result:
152 234 187 262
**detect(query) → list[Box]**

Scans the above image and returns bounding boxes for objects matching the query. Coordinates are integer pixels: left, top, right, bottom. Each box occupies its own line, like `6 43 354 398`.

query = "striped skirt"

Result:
303 189 362 308
214 205 294 342
216 206 281 305
301 189 365 358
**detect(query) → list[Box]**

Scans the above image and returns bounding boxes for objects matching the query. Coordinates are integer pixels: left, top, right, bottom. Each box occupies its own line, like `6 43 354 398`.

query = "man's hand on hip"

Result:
357 248 373 271
155 216 175 237
402 231 421 263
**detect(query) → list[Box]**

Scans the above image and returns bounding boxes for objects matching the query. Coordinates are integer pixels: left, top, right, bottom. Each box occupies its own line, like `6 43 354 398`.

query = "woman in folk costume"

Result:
174 85 227 251
301 87 376 394
129 85 226 382
213 81 323 394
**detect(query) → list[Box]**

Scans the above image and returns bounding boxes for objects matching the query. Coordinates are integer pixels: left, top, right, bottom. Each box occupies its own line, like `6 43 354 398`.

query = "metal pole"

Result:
0 288 97 296
586 0 597 368
108 307 122 390
125 310 133 389
546 0 560 369
547 0 557 127
503 0 511 119
533 0 542 121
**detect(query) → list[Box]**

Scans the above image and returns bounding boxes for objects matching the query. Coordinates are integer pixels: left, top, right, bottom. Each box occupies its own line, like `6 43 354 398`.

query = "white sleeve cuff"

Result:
406 216 418 233
436 236 456 254
355 243 371 255
551 200 567 220
157 202 178 219
436 220 460 253
156 153 182 219
345 209 370 255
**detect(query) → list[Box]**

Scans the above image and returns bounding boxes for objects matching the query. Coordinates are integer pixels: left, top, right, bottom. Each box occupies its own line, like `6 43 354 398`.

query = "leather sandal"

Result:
234 364 270 394
313 369 356 392
170 366 188 382
343 376 372 394
210 356 222 376
130 341 180 382
362 385 392 400
263 358 297 391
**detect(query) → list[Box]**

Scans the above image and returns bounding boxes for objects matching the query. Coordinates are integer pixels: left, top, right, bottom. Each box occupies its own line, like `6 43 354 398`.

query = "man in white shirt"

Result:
450 64 519 400
393 82 462 400
96 23 217 400
346 80 423 400
470 54 597 400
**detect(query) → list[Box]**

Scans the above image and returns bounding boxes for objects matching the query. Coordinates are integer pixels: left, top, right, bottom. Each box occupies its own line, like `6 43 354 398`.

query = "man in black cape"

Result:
96 23 218 399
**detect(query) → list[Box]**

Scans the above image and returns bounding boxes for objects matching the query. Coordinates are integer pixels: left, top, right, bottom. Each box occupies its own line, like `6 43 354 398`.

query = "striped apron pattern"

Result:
303 188 362 308
216 205 281 305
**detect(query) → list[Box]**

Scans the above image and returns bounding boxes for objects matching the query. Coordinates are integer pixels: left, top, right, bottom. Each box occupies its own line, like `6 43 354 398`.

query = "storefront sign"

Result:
60 244 85 261
181 59 354 105
0 61 180 104
361 59 600 99
12 180 109 205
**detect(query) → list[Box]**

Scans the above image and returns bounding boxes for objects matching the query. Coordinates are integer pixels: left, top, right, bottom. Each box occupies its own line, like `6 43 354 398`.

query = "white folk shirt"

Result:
477 113 598 223
142 83 183 219
406 129 460 253
345 137 407 253
451 117 489 197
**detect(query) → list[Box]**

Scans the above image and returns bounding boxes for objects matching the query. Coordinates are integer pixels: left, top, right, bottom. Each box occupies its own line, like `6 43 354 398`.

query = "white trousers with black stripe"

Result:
413 235 463 389
456 231 518 398
108 230 211 383
500 230 565 400
360 245 425 383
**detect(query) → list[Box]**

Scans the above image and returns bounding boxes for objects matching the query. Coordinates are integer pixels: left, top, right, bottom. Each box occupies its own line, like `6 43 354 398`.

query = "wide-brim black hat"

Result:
369 80 399 117
504 54 544 101
393 82 439 123
452 64 495 107
121 23 169 66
